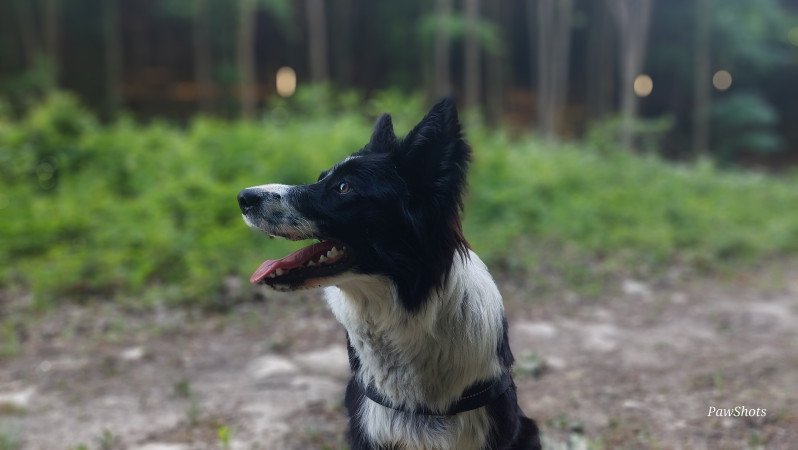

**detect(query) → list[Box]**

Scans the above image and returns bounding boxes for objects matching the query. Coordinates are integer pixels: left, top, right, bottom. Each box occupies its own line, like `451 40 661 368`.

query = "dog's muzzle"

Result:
237 187 280 215
237 184 317 239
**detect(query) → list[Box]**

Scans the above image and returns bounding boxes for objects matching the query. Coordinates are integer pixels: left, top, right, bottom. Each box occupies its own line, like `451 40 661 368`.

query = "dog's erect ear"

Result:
396 98 470 203
391 98 471 312
369 113 397 151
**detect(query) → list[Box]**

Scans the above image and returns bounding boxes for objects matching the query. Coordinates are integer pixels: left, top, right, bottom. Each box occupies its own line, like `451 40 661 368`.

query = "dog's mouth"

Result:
250 239 354 288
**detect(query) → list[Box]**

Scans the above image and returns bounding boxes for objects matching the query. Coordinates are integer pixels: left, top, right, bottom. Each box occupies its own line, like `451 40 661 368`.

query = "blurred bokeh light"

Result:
634 74 654 98
712 70 733 91
276 67 297 98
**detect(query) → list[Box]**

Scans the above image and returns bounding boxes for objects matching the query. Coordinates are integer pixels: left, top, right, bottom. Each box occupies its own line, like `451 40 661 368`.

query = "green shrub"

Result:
2 91 798 307
585 115 674 155
710 91 783 160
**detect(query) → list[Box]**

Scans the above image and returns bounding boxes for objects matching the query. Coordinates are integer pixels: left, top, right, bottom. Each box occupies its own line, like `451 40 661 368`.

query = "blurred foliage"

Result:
0 57 56 113
710 91 783 160
712 0 795 74
586 115 674 155
158 0 293 27
2 90 798 307
650 0 794 86
417 13 504 55
1 0 797 165
646 0 796 161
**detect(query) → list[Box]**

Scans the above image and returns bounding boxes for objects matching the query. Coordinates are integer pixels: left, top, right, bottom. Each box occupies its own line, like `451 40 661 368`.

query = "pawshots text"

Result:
707 406 767 417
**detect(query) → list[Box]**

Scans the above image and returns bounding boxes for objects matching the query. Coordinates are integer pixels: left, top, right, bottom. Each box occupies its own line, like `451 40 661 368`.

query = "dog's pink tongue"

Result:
250 260 281 284
250 240 335 284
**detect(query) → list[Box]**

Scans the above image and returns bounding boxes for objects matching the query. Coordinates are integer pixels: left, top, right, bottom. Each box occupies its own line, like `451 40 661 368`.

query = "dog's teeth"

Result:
307 260 316 267
268 273 276 278
276 268 284 276
318 255 327 263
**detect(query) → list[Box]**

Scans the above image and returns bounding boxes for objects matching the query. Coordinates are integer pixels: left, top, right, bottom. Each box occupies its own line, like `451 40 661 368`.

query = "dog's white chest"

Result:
323 252 506 449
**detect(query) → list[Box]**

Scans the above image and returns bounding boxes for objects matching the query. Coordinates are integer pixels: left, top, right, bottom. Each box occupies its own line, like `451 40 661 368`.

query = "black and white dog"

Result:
238 99 541 449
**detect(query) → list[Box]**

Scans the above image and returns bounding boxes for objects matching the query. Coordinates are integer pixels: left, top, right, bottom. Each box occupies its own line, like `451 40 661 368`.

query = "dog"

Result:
238 99 541 449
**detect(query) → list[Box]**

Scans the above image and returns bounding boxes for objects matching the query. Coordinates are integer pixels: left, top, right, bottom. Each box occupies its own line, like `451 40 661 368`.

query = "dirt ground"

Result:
1 262 797 450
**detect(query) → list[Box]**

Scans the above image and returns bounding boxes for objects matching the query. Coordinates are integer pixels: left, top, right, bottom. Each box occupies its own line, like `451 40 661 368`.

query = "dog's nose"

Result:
238 189 261 214
238 188 282 213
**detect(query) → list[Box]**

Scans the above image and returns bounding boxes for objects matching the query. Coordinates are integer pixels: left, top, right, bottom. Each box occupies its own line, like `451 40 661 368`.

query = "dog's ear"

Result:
391 99 471 312
369 113 397 151
396 98 470 205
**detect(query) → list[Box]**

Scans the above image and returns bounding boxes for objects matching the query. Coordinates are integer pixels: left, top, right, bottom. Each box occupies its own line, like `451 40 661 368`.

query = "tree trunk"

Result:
237 0 257 119
535 0 574 139
534 0 551 135
464 0 481 110
333 0 354 85
485 0 504 123
587 1 615 120
693 0 711 156
306 0 329 82
104 0 123 115
43 0 60 86
433 0 453 97
358 0 378 91
607 0 654 150
12 0 42 70
193 0 214 112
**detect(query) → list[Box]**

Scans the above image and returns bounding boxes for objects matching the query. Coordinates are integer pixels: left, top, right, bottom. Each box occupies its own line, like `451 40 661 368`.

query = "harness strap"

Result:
361 371 513 416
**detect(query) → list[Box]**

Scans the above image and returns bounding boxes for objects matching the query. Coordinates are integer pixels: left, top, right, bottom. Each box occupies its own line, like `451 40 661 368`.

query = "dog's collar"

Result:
360 371 513 416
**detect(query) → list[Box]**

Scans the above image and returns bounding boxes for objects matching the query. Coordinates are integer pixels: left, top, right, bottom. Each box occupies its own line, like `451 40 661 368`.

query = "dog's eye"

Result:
337 181 351 193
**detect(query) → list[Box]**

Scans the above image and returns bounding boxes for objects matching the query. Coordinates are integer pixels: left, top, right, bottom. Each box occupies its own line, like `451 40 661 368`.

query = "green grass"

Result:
2 91 798 307
467 134 798 277
0 431 21 450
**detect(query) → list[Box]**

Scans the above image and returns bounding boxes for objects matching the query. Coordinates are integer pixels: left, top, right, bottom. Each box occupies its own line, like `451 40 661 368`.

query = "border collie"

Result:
238 99 541 449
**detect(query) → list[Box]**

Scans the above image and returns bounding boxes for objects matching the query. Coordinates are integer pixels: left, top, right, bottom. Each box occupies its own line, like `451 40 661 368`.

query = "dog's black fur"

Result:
238 99 541 449
274 100 470 311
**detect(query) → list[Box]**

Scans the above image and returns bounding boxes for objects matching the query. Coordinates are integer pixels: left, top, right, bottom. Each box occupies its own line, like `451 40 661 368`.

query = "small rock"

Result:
133 444 191 450
513 322 558 340
0 387 35 409
37 360 52 372
293 346 350 378
229 440 250 450
622 399 646 410
249 355 299 379
546 356 567 370
622 279 652 299
120 346 146 361
581 324 619 353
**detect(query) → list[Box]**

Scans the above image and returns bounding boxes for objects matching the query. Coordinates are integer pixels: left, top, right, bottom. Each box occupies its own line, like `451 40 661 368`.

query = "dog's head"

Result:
238 98 470 311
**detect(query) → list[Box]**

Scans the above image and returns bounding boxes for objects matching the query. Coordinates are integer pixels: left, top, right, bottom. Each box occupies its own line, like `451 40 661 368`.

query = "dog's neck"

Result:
325 251 506 412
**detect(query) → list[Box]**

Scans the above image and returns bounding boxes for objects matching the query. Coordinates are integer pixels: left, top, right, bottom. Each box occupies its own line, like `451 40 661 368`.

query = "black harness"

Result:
360 371 514 416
